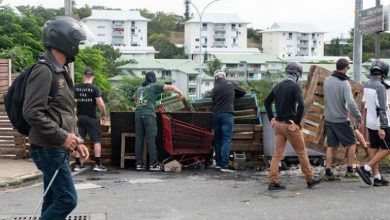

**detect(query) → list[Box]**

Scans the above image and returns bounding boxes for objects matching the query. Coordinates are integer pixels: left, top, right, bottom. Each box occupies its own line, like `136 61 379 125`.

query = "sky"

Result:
2 0 390 40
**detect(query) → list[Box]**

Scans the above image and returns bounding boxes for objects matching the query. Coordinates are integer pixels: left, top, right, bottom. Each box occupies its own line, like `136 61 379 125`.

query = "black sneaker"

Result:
307 176 323 188
381 175 389 186
136 164 145 171
268 182 286 190
93 164 107 172
73 164 86 172
373 176 389 187
356 166 372 185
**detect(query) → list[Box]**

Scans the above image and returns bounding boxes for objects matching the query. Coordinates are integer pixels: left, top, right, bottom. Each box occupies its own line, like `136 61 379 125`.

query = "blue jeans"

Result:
30 145 77 220
213 113 234 168
135 114 159 167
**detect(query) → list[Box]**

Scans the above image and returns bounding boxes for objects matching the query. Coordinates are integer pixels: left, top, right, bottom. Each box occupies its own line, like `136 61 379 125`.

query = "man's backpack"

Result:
4 60 55 135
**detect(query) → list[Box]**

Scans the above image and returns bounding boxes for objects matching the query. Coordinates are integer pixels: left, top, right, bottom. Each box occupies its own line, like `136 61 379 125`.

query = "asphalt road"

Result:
0 167 389 220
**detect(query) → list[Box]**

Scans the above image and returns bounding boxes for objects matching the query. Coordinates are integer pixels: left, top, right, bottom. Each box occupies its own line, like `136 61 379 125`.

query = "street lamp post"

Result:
188 0 221 99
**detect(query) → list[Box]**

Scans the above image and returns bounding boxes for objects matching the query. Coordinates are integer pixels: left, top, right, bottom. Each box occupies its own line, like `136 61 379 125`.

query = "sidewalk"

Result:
0 159 42 190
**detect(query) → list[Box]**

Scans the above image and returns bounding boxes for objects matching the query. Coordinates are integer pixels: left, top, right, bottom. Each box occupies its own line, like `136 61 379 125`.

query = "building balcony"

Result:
112 23 124 28
231 43 239 47
112 40 124 45
112 31 124 37
214 26 225 31
298 35 309 40
214 33 226 39
213 42 226 48
130 24 138 29
130 33 138 37
299 43 309 47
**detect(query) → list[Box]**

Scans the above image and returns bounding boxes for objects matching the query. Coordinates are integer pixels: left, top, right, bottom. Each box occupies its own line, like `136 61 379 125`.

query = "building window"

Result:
239 64 244 67
202 23 207 30
231 24 236 30
195 38 199 42
131 21 135 26
238 24 242 28
97 34 105 37
97 26 105 29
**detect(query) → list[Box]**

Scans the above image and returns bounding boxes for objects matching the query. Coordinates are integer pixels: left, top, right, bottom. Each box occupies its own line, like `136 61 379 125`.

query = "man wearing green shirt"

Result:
133 71 184 171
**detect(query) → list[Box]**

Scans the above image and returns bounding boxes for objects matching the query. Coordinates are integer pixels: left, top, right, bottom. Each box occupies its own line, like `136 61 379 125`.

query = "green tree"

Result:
204 58 223 76
106 76 143 111
92 44 123 77
247 27 262 42
74 47 111 97
149 33 185 58
0 46 35 72
184 0 190 21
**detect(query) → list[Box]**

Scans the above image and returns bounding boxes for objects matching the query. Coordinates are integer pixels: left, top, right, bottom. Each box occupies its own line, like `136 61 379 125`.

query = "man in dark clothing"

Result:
212 70 246 171
74 68 108 172
23 17 89 220
264 62 322 190
133 71 184 171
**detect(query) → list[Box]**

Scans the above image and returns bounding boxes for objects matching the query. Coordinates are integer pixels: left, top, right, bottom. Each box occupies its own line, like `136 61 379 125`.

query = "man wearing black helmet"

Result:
133 71 184 171
356 59 390 186
323 58 361 181
265 62 322 190
23 16 89 219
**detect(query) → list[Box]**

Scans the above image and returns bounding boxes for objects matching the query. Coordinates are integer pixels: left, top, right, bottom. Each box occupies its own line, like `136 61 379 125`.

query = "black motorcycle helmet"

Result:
43 16 86 64
370 59 389 78
285 62 303 78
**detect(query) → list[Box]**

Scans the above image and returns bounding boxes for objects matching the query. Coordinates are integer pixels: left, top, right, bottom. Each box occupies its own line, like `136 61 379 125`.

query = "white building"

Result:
261 23 325 60
185 13 260 63
82 10 157 59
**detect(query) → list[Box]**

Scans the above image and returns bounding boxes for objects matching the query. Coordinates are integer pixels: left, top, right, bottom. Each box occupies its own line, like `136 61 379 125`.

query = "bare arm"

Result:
96 97 107 119
163 84 184 100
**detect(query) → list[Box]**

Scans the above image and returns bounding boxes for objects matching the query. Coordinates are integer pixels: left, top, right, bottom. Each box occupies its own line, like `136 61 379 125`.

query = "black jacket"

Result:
212 79 246 115
23 51 75 148
264 79 304 125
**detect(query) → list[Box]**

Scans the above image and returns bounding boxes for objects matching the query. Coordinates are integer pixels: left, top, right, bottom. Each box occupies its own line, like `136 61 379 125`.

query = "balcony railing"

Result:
112 23 124 28
112 31 124 37
214 33 226 39
298 35 309 40
214 26 225 31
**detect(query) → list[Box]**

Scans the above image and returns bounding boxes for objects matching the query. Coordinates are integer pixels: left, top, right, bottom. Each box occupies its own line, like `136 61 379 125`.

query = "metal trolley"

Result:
160 109 212 168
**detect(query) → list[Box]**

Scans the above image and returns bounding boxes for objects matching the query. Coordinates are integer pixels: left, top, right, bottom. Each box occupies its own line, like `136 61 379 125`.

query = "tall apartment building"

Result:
185 13 259 63
82 10 157 59
261 23 325 60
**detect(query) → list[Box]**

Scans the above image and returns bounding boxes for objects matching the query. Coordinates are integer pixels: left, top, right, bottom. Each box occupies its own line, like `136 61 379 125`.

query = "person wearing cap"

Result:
264 62 323 190
133 71 184 171
211 70 246 171
323 58 362 181
356 59 390 187
74 68 108 172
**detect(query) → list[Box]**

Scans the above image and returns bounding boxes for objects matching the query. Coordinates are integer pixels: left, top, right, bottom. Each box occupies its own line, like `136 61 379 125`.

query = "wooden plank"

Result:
308 104 324 114
233 124 253 132
232 132 253 140
231 141 262 152
305 114 322 124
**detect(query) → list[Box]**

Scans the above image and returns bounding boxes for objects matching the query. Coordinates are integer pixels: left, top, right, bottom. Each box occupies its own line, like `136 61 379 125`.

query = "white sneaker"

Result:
93 164 107 172
73 164 86 172
149 165 161 171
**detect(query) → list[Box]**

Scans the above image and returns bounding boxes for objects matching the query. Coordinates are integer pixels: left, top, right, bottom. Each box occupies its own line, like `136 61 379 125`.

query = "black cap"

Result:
83 68 94 76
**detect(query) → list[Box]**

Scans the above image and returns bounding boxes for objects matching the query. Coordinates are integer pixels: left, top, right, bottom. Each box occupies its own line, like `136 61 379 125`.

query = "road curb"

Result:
0 161 79 191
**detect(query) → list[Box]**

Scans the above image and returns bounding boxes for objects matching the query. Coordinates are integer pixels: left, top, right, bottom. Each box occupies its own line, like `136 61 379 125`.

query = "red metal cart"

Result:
160 109 212 168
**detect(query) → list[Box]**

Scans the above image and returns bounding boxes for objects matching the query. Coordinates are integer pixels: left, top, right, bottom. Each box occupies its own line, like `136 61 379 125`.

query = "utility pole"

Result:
353 0 363 83
64 0 75 82
375 0 381 59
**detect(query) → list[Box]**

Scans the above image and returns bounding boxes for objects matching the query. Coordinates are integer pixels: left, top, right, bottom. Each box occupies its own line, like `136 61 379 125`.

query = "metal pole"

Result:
375 0 381 59
189 0 221 99
64 0 75 82
353 0 363 82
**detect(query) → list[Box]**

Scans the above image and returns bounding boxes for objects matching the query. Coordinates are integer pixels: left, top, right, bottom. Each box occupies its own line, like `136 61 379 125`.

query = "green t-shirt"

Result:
134 83 164 117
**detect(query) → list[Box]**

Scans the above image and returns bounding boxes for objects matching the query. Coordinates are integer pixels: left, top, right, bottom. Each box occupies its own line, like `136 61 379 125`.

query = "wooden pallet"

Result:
302 65 364 159
83 131 112 164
